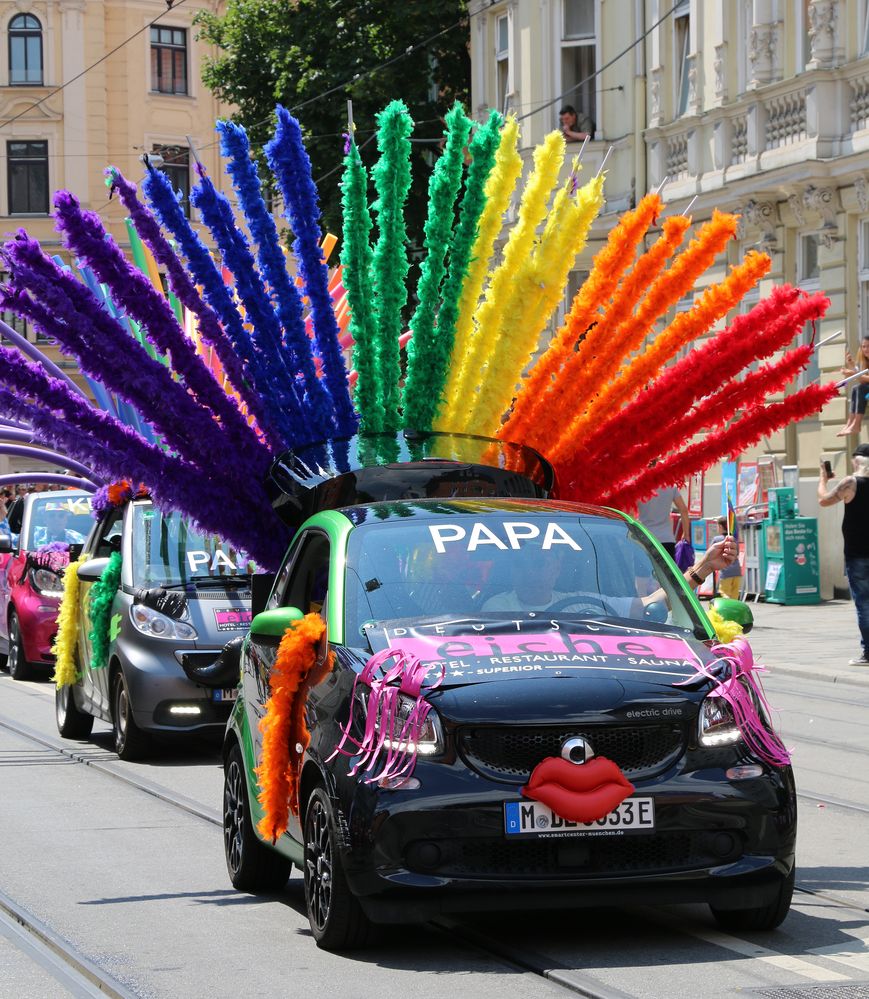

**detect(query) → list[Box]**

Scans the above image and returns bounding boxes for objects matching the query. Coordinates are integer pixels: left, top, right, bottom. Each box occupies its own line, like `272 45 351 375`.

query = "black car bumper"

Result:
334 760 797 924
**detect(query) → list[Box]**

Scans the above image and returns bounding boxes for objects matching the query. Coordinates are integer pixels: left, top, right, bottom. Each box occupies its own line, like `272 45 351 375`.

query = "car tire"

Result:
112 670 150 761
7 612 34 681
710 868 795 932
223 741 293 892
304 787 377 951
55 681 94 739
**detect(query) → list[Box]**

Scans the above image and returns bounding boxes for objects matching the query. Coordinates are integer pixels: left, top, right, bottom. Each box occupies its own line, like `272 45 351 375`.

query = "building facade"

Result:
469 0 869 597
0 0 231 477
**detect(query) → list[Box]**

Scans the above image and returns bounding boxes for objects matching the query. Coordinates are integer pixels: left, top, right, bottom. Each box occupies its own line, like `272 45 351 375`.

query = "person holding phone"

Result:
818 443 869 665
837 336 869 436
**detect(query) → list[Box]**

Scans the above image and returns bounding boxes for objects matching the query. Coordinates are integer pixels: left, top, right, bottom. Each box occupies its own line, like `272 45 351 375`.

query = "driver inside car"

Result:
481 537 736 618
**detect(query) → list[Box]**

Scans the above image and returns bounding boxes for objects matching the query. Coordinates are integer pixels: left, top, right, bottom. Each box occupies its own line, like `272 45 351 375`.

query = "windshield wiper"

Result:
185 575 250 588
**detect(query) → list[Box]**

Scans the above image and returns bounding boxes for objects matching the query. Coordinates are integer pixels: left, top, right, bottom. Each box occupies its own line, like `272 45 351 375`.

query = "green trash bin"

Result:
761 492 820 605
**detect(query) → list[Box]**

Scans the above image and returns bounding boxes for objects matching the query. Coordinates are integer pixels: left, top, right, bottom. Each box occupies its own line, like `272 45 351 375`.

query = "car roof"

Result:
339 497 629 526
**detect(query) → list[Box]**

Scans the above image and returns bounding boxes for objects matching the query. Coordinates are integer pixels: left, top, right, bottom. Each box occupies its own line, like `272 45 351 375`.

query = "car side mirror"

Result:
0 534 11 554
77 557 110 582
710 597 753 635
250 606 305 643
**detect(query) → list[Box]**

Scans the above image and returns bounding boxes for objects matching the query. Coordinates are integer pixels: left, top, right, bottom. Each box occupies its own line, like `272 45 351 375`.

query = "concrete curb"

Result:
765 663 869 689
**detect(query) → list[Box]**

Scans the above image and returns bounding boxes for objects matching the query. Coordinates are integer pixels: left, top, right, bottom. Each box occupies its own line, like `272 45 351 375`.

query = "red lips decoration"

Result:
521 756 635 824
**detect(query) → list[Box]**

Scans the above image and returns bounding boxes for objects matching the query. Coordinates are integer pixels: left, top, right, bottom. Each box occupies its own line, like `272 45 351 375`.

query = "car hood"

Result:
355 616 716 695
425 674 701 725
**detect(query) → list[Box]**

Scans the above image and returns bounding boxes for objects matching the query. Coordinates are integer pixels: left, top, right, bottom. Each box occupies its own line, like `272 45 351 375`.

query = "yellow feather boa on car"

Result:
707 605 744 645
51 554 88 688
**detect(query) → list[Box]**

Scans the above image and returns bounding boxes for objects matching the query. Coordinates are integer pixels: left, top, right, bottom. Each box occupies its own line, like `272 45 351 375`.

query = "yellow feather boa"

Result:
52 554 88 688
435 118 522 431
707 606 744 644
470 170 604 435
450 130 566 434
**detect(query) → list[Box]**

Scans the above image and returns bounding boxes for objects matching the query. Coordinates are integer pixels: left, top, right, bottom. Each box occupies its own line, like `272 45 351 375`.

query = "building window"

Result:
797 233 821 387
674 1 690 117
7 140 48 215
8 13 43 86
561 0 596 134
0 272 28 340
859 220 869 340
798 0 812 69
495 14 510 113
863 0 869 55
153 144 190 217
150 26 187 95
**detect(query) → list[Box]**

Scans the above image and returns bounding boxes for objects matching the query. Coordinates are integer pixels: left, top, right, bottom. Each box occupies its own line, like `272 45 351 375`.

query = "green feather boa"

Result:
87 552 122 672
341 143 383 431
371 100 413 431
402 103 473 430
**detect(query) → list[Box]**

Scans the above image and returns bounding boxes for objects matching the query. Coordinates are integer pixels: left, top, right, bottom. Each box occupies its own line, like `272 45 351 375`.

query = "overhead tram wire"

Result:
0 0 191 129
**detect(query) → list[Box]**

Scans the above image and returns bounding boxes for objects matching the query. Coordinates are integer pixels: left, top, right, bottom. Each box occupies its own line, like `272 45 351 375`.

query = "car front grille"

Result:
457 724 685 784
406 831 734 879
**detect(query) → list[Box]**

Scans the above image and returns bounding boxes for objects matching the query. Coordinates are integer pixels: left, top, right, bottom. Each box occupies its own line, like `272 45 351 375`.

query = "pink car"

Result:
0 491 92 680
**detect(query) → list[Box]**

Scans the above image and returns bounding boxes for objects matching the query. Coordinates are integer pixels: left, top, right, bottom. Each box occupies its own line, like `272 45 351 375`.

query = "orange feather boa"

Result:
256 613 333 843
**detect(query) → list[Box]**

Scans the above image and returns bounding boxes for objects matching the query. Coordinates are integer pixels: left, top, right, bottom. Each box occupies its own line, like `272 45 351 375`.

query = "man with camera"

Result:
818 444 869 665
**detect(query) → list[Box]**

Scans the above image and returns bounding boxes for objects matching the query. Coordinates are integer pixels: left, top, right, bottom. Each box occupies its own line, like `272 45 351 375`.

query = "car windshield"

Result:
130 503 255 586
344 511 705 640
25 494 92 548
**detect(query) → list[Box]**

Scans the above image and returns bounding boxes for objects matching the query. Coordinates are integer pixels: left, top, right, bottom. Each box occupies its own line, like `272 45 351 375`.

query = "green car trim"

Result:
228 510 355 858
288 509 354 645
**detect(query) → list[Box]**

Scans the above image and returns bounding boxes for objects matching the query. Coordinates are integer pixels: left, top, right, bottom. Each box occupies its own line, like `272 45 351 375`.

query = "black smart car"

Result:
221 435 795 950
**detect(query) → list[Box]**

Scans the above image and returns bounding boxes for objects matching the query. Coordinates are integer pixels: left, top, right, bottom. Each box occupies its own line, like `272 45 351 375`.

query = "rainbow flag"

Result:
726 490 737 538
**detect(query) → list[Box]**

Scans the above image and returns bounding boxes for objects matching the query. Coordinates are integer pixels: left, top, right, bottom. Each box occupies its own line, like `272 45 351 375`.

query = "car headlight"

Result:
130 603 197 641
360 691 444 757
30 567 64 597
698 694 742 747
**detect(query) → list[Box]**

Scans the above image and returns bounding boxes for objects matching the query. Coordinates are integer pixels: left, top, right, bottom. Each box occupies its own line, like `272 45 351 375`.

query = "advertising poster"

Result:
721 461 738 518
737 461 759 510
687 471 704 517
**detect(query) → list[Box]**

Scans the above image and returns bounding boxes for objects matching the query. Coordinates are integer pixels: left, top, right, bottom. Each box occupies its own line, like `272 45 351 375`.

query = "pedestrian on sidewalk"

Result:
636 481 691 560
818 442 869 665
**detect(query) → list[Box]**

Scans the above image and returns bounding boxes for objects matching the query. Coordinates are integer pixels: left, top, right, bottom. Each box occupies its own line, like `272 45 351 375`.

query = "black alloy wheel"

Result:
710 868 795 931
111 670 150 761
303 787 376 951
55 681 94 739
7 612 33 681
223 741 292 891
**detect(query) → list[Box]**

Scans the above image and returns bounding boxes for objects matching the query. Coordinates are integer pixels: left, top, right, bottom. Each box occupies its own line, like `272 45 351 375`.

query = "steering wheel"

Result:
546 595 620 617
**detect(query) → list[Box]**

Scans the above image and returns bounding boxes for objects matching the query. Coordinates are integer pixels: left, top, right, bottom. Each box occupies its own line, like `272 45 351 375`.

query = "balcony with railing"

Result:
645 56 869 199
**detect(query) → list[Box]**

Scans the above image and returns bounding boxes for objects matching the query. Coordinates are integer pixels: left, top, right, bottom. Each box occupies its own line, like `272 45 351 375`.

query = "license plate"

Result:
504 798 655 838
212 687 238 703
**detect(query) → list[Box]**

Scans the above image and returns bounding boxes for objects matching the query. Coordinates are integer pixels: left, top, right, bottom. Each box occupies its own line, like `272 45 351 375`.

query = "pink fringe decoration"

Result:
676 637 791 767
328 648 444 784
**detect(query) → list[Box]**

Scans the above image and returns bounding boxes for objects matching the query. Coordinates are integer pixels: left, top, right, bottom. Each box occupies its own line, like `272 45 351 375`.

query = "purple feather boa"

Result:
140 167 287 452
0 369 287 569
265 107 357 437
189 168 309 445
217 122 335 440
106 168 273 466
51 191 269 482
2 234 237 473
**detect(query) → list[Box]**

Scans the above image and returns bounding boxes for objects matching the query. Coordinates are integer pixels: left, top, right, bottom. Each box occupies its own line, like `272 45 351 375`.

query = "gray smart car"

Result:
55 497 253 760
